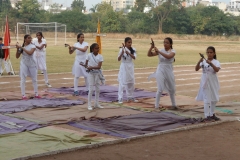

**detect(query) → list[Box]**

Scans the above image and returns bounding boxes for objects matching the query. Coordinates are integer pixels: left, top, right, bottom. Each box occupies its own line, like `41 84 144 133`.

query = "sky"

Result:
50 0 102 10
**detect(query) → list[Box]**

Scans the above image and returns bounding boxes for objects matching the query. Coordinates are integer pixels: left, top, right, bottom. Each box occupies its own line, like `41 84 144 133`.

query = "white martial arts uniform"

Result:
86 53 104 107
19 44 38 97
149 48 176 108
117 47 137 101
0 44 10 74
196 59 221 118
72 42 89 92
32 40 50 84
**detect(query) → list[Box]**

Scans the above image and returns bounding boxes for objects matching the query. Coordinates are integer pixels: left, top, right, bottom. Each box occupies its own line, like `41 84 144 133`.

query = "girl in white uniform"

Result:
82 43 104 111
32 32 51 88
117 37 138 103
69 33 88 96
16 34 40 100
147 37 177 109
195 46 221 121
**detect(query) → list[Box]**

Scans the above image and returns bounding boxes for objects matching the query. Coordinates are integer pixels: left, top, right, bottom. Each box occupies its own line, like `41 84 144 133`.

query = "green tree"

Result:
151 0 184 34
14 0 42 23
89 4 98 13
0 0 11 13
50 10 88 33
134 0 150 12
97 2 113 13
71 0 85 12
49 3 63 13
163 7 193 34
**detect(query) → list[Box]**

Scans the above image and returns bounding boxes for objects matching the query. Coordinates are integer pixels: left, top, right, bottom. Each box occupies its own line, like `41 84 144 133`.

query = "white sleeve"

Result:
214 60 221 68
171 49 176 54
133 48 137 58
86 54 90 61
99 55 103 62
118 48 123 57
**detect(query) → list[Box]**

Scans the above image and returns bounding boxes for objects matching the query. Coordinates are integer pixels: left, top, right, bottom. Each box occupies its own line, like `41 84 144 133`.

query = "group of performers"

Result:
0 32 221 121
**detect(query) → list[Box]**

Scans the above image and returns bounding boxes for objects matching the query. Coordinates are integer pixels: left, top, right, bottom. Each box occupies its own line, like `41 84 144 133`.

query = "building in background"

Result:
10 0 22 8
102 0 136 11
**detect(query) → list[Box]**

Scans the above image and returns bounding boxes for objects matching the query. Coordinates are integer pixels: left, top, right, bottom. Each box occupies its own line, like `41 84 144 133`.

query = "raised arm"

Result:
206 60 220 72
155 47 175 59
118 48 124 61
147 45 158 57
195 58 203 71
74 46 88 52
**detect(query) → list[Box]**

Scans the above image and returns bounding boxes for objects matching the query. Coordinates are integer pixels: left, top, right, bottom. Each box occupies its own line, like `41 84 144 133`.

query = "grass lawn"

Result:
8 38 240 73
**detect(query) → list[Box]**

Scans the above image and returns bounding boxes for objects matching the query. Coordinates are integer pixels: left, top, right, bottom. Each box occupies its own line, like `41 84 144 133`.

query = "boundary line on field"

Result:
1 62 239 78
13 120 235 160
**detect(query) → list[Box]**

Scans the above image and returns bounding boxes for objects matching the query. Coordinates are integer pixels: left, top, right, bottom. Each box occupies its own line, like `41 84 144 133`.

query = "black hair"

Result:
90 43 99 53
77 33 84 42
21 34 31 53
207 46 217 59
165 37 173 49
124 37 135 55
36 32 44 39
0 37 2 41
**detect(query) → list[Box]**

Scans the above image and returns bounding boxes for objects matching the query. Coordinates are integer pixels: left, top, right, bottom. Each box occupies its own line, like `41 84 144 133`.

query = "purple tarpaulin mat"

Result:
0 114 42 135
69 112 200 138
0 98 85 113
48 85 165 102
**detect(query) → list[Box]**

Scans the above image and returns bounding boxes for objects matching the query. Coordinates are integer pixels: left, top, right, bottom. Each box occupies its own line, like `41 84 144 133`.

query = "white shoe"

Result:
88 106 93 110
94 104 104 109
46 83 52 88
118 98 123 104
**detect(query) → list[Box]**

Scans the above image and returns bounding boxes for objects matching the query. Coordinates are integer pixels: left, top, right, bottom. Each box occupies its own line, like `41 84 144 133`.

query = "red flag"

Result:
4 16 11 61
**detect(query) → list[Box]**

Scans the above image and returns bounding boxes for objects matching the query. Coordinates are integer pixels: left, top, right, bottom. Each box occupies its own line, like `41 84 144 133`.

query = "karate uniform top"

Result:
86 53 103 70
117 47 137 84
21 44 36 67
196 59 221 102
74 42 88 63
153 48 176 93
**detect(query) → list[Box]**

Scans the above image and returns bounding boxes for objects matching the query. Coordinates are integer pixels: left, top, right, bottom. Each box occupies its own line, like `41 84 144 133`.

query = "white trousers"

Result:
204 101 217 118
88 73 100 106
20 67 38 97
74 76 88 91
0 59 10 73
118 83 134 100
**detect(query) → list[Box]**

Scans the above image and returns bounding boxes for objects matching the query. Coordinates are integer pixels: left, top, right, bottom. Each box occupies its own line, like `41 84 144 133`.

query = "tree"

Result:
151 0 184 34
71 0 85 12
89 4 98 13
50 10 88 33
135 0 150 12
0 0 12 13
14 0 42 23
97 2 113 13
49 3 63 13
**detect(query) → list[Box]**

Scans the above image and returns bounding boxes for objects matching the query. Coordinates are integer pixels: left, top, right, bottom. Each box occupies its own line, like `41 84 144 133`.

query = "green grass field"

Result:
8 38 240 73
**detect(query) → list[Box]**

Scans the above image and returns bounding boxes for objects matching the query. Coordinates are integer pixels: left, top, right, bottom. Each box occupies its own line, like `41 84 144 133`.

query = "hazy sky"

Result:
43 0 231 10
49 0 102 10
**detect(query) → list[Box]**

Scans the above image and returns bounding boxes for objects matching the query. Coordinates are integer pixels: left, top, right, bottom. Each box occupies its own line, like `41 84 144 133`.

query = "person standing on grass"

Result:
16 34 41 100
32 32 52 88
81 43 104 110
117 37 138 104
195 46 221 121
147 37 177 110
0 37 12 76
69 33 89 96
32 34 47 74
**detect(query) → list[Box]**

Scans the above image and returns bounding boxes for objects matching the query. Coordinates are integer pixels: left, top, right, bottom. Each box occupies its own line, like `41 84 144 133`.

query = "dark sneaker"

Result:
211 114 220 121
73 91 79 96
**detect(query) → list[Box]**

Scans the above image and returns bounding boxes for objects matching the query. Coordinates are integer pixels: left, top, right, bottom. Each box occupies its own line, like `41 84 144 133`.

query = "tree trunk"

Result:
158 20 163 34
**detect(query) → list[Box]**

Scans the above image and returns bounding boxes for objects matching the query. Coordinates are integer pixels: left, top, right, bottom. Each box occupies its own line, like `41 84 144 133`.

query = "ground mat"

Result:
0 126 115 160
12 104 143 125
0 114 42 135
69 112 200 138
0 98 84 113
48 85 166 102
